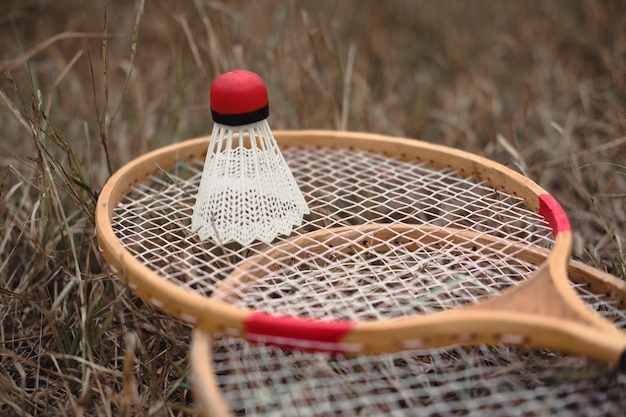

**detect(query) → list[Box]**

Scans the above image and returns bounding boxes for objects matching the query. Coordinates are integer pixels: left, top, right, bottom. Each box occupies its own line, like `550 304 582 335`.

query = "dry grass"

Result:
0 0 625 415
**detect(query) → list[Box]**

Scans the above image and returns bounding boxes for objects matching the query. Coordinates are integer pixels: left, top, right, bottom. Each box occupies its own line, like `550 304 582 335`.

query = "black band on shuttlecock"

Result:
211 103 269 126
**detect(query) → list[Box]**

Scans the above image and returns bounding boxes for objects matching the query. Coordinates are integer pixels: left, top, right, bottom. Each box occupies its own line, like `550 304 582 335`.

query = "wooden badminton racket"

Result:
190 260 626 417
95 130 626 366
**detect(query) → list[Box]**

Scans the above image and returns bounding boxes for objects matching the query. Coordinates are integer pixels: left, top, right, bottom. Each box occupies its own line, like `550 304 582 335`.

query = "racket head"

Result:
97 130 579 354
190 260 626 417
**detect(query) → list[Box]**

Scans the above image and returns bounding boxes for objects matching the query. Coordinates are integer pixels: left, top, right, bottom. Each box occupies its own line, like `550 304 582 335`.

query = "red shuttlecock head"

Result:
210 69 269 126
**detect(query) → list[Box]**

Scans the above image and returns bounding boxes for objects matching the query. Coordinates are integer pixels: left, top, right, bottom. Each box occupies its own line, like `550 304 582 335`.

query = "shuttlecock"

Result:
191 69 309 246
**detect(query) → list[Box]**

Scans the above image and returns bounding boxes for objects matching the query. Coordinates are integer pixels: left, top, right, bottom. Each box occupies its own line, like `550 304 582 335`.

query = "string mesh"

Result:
112 145 553 319
217 226 541 320
202 282 626 416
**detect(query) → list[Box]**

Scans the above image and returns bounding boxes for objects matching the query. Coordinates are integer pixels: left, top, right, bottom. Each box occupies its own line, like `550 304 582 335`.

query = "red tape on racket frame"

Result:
244 313 358 353
538 194 571 235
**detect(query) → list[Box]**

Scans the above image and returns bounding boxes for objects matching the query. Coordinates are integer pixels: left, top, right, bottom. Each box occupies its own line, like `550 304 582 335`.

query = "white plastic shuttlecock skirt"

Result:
192 120 309 246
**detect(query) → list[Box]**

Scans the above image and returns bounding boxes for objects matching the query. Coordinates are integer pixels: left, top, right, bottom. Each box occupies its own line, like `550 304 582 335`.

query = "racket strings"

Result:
205 279 626 416
573 282 626 328
214 224 542 320
110 146 553 304
210 337 626 416
293 148 552 244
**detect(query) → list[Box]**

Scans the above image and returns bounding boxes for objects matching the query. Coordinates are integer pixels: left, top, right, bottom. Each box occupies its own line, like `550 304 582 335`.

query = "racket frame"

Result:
96 130 626 367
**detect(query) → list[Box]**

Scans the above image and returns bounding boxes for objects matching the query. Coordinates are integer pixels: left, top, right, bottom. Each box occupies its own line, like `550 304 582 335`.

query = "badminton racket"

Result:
190 260 626 417
95 130 626 366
